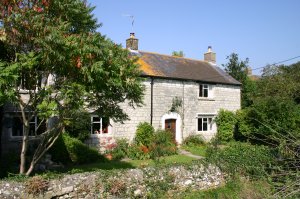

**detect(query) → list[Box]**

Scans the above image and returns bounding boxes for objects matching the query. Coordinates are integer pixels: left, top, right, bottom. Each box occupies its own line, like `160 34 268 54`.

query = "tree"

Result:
223 53 256 108
0 0 144 175
172 50 184 57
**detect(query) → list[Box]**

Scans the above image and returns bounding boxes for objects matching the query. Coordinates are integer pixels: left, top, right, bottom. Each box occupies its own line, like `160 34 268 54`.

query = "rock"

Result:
134 189 142 196
184 179 193 186
62 186 74 194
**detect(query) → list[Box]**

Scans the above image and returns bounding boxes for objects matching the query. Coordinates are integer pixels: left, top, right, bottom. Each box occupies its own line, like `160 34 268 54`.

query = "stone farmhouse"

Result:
0 32 241 154
85 33 241 149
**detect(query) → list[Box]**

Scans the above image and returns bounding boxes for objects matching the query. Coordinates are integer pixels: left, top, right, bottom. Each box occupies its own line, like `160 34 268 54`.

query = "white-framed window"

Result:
91 116 109 134
197 115 214 132
10 114 46 137
199 84 209 98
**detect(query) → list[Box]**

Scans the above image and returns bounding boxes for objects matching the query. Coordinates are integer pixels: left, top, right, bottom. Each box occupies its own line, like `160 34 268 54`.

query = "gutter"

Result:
150 77 154 125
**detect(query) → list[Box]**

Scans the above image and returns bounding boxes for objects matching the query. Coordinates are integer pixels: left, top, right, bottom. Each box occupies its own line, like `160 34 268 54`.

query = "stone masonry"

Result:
87 77 241 147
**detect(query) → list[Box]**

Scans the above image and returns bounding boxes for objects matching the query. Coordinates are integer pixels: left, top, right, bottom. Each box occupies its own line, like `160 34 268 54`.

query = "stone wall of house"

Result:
108 78 241 143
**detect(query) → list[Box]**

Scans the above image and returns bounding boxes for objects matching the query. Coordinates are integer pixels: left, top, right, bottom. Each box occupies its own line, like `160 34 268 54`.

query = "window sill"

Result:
198 97 215 101
90 133 111 137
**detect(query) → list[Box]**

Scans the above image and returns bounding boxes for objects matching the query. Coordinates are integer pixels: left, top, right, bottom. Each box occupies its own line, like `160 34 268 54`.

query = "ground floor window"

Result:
11 114 46 137
197 115 214 132
91 116 109 134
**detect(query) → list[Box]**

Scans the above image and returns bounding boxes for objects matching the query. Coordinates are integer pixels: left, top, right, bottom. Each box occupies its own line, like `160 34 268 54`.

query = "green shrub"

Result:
109 139 129 160
49 133 106 164
48 134 71 164
127 144 151 160
65 110 91 142
135 122 154 147
150 130 177 159
206 142 274 179
183 134 205 146
215 109 237 142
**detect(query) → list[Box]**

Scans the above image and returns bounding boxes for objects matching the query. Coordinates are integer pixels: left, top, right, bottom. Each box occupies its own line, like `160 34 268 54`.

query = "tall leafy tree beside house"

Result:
0 0 144 175
223 53 256 108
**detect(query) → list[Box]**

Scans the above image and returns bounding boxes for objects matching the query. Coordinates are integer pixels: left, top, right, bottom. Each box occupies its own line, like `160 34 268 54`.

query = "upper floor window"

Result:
199 84 209 98
91 116 109 134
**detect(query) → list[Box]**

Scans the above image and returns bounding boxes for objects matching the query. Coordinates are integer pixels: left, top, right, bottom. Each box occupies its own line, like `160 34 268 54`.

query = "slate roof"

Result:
135 51 241 85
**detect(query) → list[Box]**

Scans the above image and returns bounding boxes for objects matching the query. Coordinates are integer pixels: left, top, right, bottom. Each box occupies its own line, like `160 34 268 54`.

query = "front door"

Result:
165 119 176 141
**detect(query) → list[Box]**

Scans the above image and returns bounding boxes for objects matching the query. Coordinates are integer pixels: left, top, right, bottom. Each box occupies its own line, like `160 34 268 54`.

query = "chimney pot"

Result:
204 46 216 64
126 33 138 50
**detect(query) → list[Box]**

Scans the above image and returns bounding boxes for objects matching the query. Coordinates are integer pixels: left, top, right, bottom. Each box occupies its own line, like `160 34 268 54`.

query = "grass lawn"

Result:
181 144 207 157
181 178 272 199
39 154 198 177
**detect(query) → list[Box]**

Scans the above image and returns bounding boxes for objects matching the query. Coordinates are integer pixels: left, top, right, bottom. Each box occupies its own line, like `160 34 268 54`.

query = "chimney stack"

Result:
204 46 216 63
126 33 138 50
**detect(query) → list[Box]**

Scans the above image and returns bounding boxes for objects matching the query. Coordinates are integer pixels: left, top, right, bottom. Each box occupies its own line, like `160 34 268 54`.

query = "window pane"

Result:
92 116 100 122
204 88 208 97
102 117 109 133
92 123 101 134
203 122 208 131
199 84 203 97
198 118 202 131
12 117 23 136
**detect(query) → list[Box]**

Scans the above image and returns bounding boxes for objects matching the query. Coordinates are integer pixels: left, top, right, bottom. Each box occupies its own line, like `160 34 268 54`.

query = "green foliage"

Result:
62 133 105 164
48 134 71 165
215 109 237 142
182 178 272 199
223 53 255 108
64 110 91 142
172 50 184 57
135 122 154 147
127 144 151 160
150 130 177 160
49 133 106 165
206 142 274 179
109 139 129 160
169 96 182 112
0 0 144 175
183 134 205 146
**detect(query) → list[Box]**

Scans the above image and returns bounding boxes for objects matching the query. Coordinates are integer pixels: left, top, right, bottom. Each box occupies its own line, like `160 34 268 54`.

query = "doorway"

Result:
165 119 176 140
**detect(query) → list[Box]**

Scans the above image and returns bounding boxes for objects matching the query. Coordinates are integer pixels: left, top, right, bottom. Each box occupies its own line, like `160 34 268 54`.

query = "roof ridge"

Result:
139 50 210 64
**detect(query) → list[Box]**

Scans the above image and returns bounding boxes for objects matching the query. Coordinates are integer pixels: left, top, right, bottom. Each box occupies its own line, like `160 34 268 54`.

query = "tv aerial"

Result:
123 14 135 32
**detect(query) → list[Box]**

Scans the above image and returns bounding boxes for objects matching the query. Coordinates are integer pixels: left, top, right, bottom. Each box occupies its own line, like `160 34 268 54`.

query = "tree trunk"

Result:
19 132 28 174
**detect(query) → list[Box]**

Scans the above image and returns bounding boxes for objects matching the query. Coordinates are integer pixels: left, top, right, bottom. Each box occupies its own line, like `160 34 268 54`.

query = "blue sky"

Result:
88 0 300 75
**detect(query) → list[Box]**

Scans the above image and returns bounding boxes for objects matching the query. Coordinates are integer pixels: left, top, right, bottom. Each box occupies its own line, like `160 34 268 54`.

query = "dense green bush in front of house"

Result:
183 134 205 146
206 142 275 179
215 109 237 142
50 133 106 165
62 133 106 164
109 139 129 160
150 129 177 159
64 109 91 142
48 134 72 165
135 122 154 147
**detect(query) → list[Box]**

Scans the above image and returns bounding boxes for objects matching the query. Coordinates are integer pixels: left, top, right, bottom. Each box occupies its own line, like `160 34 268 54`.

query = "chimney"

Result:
126 33 138 50
204 46 216 63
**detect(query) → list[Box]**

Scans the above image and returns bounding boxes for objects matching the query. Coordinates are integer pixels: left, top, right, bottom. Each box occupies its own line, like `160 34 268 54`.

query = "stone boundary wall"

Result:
0 163 224 198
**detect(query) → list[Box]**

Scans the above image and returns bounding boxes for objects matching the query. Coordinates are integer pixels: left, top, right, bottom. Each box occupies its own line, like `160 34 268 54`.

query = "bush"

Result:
215 109 237 142
62 133 106 164
127 144 151 160
25 176 49 196
206 142 274 179
109 139 129 160
48 134 71 164
65 110 91 142
135 122 154 147
150 130 177 159
183 134 205 146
